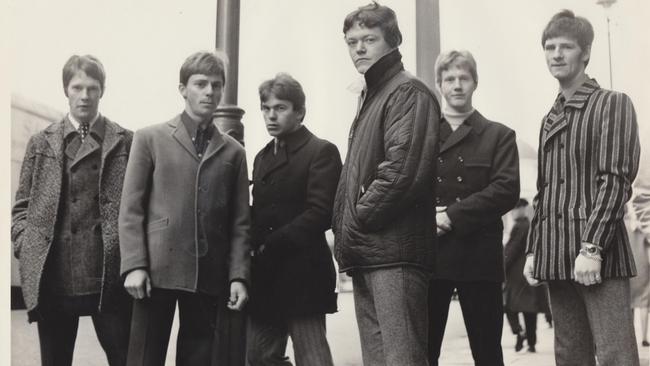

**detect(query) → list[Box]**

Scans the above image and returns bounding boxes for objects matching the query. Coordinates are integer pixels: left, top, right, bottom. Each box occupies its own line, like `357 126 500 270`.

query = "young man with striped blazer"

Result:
524 10 641 366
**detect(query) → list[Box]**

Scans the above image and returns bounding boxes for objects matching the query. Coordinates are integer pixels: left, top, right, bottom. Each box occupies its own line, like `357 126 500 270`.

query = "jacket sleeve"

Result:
265 142 343 251
632 177 650 243
118 129 153 275
446 128 520 232
355 84 440 231
583 93 640 251
526 120 546 255
504 219 530 272
11 136 38 258
228 151 252 286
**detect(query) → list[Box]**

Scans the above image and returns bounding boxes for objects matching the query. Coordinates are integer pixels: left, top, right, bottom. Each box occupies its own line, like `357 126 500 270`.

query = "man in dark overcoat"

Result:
118 51 251 365
428 50 520 366
504 199 549 353
11 54 133 366
247 73 341 366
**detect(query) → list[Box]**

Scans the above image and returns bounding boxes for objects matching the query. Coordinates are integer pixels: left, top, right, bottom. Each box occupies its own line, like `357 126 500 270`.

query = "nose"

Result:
553 48 563 60
267 109 277 119
355 42 366 54
80 88 89 99
205 84 214 96
453 79 462 89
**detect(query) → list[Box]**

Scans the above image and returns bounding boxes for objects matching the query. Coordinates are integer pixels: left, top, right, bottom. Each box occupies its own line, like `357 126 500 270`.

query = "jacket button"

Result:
269 226 274 231
456 197 461 202
544 146 551 152
559 178 565 184
435 197 441 204
438 157 443 164
92 164 98 170
456 176 463 182
541 215 547 221
458 156 464 163
557 213 562 218
72 197 78 203
262 180 266 185
71 227 78 234
544 181 549 187
436 177 442 183
560 143 565 148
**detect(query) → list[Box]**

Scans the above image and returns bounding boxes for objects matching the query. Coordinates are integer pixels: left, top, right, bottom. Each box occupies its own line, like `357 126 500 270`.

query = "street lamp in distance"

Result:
596 0 617 89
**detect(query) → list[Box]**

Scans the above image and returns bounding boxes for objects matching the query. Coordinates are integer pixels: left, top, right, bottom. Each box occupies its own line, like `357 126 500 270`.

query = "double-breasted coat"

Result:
118 115 251 296
249 126 342 322
11 116 133 320
526 78 640 280
433 111 520 282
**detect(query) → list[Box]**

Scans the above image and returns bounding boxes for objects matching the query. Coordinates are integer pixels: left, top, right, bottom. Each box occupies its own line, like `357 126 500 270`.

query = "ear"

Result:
178 83 187 99
581 45 592 63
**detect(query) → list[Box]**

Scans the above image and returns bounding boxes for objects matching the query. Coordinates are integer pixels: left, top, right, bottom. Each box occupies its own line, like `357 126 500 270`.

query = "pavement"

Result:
11 291 650 365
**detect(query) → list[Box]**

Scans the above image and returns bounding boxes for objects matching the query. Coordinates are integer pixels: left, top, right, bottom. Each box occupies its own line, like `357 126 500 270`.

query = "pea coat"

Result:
433 111 520 282
11 116 133 321
118 115 251 296
249 126 342 322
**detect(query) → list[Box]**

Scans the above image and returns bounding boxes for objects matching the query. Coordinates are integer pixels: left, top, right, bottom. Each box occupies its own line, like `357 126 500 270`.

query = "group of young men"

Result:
12 2 641 366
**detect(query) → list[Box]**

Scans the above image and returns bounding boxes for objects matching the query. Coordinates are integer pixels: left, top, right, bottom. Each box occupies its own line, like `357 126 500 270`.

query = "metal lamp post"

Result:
596 0 617 89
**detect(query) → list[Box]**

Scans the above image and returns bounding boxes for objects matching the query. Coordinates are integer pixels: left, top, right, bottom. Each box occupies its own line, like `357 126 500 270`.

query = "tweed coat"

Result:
332 50 439 272
433 111 520 282
118 115 251 296
249 126 341 322
11 116 133 320
527 78 640 280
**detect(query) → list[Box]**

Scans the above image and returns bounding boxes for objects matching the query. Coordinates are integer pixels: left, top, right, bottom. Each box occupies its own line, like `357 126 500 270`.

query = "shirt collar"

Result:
181 111 214 136
64 114 105 141
67 112 100 130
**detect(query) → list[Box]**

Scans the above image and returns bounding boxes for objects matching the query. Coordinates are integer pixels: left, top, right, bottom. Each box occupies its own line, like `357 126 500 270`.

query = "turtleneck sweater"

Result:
443 106 475 131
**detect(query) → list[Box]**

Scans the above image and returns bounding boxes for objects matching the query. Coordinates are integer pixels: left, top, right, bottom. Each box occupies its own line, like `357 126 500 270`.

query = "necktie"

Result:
78 122 89 140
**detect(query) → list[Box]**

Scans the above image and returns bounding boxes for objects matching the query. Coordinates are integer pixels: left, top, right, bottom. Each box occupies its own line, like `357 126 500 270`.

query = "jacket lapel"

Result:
101 117 125 160
260 147 289 179
70 136 101 168
43 120 65 164
200 127 226 164
170 115 199 161
541 109 568 147
440 111 486 154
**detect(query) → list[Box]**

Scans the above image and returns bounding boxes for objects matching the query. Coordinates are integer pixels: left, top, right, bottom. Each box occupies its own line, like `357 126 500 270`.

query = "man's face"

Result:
345 23 394 74
261 95 303 138
66 71 102 123
439 65 476 113
179 74 223 120
544 36 590 84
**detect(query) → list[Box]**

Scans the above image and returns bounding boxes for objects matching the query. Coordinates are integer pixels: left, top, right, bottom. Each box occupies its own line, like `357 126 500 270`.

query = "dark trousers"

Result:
505 312 538 346
126 289 219 366
428 279 504 366
37 300 131 366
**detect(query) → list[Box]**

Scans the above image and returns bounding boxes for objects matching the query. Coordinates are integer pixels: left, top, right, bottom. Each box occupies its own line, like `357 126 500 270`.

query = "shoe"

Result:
642 340 649 347
515 333 526 352
528 345 536 353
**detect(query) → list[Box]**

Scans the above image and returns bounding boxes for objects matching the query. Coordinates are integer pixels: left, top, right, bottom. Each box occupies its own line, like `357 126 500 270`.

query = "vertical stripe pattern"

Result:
527 78 640 280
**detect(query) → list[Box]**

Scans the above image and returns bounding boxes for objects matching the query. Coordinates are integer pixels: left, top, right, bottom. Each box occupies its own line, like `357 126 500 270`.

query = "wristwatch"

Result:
582 243 601 256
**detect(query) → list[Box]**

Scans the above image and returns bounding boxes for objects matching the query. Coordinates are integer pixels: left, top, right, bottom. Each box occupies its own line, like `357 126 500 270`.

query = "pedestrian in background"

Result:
630 177 650 347
504 199 550 353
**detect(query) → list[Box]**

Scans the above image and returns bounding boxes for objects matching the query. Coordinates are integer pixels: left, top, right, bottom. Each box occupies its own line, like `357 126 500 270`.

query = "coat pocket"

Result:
146 217 169 232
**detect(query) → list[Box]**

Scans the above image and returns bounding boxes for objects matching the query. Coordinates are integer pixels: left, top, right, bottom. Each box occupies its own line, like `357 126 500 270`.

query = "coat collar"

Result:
43 115 127 163
440 110 488 153
541 77 600 147
258 126 313 179
363 49 404 95
168 113 225 163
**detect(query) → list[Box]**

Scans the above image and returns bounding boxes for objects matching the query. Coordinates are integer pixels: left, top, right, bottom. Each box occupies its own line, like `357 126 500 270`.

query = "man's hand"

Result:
574 254 602 286
523 255 540 286
227 281 248 311
436 209 452 236
124 269 152 299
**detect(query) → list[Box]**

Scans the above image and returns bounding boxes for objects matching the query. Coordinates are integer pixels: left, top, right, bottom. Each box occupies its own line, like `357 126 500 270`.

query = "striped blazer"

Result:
526 78 640 280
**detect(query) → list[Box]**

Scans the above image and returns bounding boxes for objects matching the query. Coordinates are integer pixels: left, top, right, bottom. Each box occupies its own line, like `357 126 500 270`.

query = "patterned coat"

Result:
527 78 640 280
11 117 133 320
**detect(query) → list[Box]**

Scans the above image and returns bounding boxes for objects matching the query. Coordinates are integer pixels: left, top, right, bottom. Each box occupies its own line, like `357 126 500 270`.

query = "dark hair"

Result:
62 55 106 97
179 51 226 86
515 198 529 208
259 73 306 121
343 2 402 48
542 9 594 65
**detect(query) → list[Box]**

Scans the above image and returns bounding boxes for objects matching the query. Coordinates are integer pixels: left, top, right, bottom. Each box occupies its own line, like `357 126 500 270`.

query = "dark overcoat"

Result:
504 217 549 313
433 111 520 282
11 117 133 321
249 126 342 322
118 115 251 296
